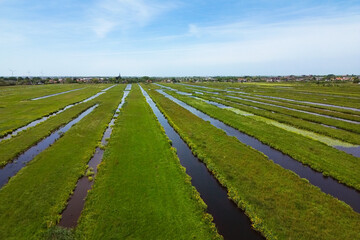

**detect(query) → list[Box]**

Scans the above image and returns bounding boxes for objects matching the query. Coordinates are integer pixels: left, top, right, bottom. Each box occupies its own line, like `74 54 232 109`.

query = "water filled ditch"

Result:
255 94 360 112
203 96 360 158
205 96 359 157
154 84 228 109
140 86 264 240
333 146 360 158
31 88 84 100
0 104 76 143
177 83 360 113
0 85 117 143
225 95 360 124
292 91 360 100
58 85 131 228
156 89 360 213
163 83 359 124
225 93 360 121
0 105 98 188
157 85 359 157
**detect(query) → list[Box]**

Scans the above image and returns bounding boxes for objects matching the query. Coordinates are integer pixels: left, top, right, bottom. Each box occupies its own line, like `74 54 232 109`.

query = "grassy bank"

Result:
0 84 110 137
161 83 360 144
160 88 360 190
75 84 220 240
172 83 360 122
146 86 360 239
0 85 124 239
185 82 360 109
163 83 360 145
221 93 360 134
202 92 360 145
0 84 84 102
231 94 360 122
0 101 95 167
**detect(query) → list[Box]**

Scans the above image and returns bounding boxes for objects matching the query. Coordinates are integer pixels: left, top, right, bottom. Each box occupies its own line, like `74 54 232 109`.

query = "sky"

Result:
0 0 359 76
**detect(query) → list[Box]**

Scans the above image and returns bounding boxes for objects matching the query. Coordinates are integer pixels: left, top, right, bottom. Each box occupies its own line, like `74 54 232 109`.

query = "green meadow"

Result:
145 87 360 240
0 82 359 240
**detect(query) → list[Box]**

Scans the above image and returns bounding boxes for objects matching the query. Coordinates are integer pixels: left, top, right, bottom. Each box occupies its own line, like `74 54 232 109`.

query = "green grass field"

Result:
185 82 360 109
145 86 360 240
0 85 124 239
0 101 94 167
157 87 360 190
0 84 109 137
0 84 84 102
161 83 360 142
0 82 359 240
75 84 220 239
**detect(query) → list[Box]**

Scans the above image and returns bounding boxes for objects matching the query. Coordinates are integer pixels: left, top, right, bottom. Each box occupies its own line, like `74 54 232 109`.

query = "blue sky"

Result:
0 0 359 76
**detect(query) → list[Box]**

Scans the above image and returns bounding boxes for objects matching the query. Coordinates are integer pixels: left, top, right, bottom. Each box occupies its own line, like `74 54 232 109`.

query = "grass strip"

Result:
0 84 84 102
163 83 360 145
204 92 360 145
182 82 360 116
146 87 360 240
237 94 360 122
0 84 110 137
206 86 360 122
0 85 124 239
252 88 360 109
221 93 360 134
75 84 220 240
189 82 360 109
0 101 94 167
161 88 360 190
173 82 360 134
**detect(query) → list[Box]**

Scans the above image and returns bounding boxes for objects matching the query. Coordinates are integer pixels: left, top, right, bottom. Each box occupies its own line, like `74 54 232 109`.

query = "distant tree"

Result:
109 77 118 83
91 78 99 84
142 76 150 82
65 77 75 84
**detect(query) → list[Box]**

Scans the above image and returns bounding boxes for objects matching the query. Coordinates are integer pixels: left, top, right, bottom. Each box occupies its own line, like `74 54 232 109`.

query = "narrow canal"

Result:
156 89 360 213
157 84 360 158
0 85 117 143
58 85 131 228
0 105 98 188
140 85 264 240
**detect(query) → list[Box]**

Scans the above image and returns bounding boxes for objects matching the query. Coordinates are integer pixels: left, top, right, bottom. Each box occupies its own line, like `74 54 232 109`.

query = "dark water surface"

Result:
158 84 360 158
0 85 118 143
334 146 360 158
156 89 360 213
225 95 360 124
177 83 360 113
256 94 360 112
140 86 264 240
0 105 98 188
31 88 84 100
58 85 131 228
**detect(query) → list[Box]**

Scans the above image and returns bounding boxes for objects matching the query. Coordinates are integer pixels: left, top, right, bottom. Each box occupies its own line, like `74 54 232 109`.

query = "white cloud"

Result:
65 14 360 76
93 18 117 38
186 13 360 41
1 4 359 76
90 0 176 38
188 24 200 37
